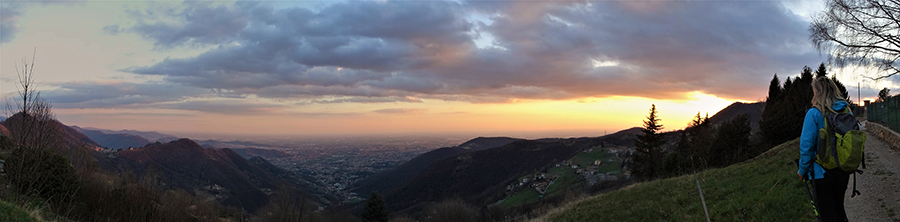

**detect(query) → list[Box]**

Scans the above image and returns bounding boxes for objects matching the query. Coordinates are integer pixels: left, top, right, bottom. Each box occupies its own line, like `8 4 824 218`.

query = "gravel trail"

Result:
843 129 900 222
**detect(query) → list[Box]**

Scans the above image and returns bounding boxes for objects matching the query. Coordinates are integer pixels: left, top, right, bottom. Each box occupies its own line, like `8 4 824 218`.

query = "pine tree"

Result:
361 192 390 222
760 74 782 148
815 63 828 78
632 104 665 181
832 76 851 102
708 114 752 167
760 65 854 149
767 74 782 102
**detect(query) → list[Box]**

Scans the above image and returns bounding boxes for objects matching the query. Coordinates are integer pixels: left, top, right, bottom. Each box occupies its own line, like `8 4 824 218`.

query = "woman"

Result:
798 76 851 222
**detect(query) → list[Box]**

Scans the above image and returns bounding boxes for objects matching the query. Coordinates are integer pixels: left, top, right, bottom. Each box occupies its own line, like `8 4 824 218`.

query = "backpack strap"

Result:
823 112 844 170
852 171 862 198
862 154 867 170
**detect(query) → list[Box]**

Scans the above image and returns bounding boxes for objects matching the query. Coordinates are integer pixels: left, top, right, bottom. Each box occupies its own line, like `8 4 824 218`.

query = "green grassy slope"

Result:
497 147 626 208
539 139 814 222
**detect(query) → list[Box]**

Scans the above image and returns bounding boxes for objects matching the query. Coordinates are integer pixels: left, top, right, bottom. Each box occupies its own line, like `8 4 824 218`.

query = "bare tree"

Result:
0 50 79 206
3 49 61 151
810 0 900 80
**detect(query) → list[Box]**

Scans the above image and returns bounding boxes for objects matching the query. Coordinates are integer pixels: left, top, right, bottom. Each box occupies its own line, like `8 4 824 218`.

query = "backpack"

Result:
815 107 866 197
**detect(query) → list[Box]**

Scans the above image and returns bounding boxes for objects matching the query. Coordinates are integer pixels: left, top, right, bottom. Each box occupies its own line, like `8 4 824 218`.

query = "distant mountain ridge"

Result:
80 126 178 143
71 126 152 149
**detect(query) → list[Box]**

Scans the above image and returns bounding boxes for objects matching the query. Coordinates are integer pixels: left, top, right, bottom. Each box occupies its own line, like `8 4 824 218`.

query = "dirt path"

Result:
843 127 900 222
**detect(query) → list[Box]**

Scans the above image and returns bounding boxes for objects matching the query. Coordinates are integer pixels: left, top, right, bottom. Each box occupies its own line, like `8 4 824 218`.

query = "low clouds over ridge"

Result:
110 0 821 109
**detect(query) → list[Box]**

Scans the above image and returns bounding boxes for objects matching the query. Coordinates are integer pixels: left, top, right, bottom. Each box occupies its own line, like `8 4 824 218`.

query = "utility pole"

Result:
858 82 861 106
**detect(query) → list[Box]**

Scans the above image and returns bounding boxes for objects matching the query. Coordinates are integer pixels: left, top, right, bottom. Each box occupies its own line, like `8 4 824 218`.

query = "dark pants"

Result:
814 168 850 222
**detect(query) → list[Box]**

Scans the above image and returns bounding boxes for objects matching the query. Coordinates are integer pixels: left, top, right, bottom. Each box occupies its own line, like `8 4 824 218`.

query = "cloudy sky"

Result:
0 0 895 137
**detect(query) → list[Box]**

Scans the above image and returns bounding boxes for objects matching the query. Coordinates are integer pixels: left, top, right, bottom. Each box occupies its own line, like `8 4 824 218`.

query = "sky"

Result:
1 0 898 137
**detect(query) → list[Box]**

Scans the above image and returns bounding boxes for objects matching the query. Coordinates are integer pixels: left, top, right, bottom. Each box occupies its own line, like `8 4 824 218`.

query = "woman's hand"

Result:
797 172 804 181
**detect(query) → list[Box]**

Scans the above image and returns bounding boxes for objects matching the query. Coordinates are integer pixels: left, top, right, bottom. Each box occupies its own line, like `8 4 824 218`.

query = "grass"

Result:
497 189 543 208
536 139 815 222
0 200 41 222
497 147 627 208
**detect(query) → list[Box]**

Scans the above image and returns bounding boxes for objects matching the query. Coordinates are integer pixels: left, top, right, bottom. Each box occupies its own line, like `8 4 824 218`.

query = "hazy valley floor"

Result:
846 130 900 222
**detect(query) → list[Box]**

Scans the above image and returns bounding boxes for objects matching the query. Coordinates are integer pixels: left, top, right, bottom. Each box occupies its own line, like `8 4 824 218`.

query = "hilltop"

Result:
97 139 281 211
706 102 765 133
352 137 523 198
1 113 100 149
536 138 811 221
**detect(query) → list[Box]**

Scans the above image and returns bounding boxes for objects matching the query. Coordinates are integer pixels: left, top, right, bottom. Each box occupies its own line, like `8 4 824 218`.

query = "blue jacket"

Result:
798 100 849 180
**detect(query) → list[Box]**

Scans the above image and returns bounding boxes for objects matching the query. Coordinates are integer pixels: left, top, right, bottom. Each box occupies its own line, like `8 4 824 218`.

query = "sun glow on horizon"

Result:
52 91 742 138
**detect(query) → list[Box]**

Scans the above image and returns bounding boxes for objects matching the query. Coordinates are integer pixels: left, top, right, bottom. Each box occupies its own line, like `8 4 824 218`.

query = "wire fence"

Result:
867 96 900 133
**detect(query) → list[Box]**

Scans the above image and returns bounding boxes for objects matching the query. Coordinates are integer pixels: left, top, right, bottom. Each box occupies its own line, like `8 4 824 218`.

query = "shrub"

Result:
4 147 80 205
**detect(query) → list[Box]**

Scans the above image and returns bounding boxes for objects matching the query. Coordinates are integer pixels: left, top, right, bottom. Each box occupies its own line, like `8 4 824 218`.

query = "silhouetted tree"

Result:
362 192 390 222
878 88 891 102
767 74 783 103
815 63 828 78
632 104 665 181
760 67 813 148
810 0 900 80
708 114 752 167
760 64 852 149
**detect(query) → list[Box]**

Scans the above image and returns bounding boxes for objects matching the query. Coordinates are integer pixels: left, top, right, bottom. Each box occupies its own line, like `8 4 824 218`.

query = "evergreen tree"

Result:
708 114 752 167
361 192 389 222
767 74 782 102
832 76 850 102
815 63 828 78
817 63 851 103
761 73 786 149
632 104 665 181
760 65 854 149
783 77 793 90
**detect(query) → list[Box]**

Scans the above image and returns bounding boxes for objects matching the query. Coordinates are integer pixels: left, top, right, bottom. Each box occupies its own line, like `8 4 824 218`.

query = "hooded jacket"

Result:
798 100 850 180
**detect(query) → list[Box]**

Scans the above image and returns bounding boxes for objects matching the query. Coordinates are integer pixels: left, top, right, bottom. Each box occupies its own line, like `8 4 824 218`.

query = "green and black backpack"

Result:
815 107 866 197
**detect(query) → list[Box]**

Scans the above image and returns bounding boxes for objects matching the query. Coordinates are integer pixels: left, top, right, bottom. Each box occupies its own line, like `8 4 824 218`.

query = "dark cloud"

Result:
120 0 822 104
160 99 283 115
311 96 423 104
128 2 250 48
37 81 209 109
1 5 23 44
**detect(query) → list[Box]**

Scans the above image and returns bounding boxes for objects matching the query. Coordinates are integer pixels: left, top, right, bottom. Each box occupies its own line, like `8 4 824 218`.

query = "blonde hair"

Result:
811 76 846 113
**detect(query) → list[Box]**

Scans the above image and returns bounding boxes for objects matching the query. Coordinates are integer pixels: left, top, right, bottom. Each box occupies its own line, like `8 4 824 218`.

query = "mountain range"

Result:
96 139 282 211
0 115 316 212
78 126 179 143
0 101 765 217
352 101 761 215
71 126 152 149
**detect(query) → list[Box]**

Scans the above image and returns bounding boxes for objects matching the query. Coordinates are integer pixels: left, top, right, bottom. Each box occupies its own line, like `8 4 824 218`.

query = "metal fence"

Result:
867 96 900 132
